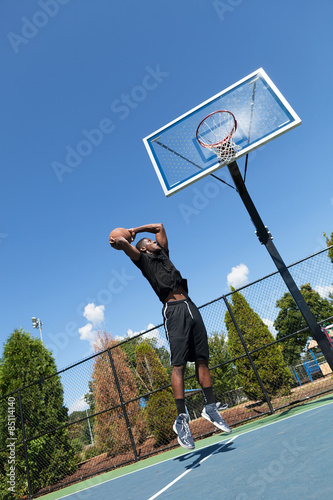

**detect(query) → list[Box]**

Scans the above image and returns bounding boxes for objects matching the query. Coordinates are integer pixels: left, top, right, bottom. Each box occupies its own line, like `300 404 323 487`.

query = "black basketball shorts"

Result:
162 298 209 366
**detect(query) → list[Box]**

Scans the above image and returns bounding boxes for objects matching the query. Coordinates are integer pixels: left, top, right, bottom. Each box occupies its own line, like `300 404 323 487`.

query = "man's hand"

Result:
127 224 168 250
128 229 137 242
109 234 141 260
109 235 128 250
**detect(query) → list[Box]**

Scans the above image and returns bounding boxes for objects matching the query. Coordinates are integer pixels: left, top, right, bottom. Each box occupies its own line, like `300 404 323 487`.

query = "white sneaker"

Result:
173 413 195 449
201 403 232 433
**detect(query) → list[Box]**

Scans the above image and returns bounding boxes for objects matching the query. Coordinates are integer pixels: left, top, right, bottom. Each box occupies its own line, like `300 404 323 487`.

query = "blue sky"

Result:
1 0 333 378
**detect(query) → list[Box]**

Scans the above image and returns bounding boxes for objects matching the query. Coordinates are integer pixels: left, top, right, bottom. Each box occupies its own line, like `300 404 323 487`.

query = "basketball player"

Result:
109 223 231 449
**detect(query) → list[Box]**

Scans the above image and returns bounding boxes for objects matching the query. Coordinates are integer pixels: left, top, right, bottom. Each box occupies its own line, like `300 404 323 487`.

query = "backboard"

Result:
143 68 301 197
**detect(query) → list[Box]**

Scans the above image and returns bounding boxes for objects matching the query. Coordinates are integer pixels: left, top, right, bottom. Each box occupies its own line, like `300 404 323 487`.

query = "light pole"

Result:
86 409 94 446
31 317 43 343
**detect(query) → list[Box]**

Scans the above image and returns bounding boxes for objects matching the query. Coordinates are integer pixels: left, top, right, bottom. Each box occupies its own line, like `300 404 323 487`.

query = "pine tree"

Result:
324 231 333 264
67 409 93 459
324 231 333 303
225 292 291 401
208 332 238 400
135 341 176 445
120 335 172 393
274 283 333 365
0 329 76 499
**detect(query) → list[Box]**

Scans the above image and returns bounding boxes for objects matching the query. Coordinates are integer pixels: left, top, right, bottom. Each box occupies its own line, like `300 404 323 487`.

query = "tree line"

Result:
1 243 332 498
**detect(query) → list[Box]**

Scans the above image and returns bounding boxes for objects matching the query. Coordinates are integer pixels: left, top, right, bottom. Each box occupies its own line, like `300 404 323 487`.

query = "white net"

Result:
214 138 241 163
196 110 241 163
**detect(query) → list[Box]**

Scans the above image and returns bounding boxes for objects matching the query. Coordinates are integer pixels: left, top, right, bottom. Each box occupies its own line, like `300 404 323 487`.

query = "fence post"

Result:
223 295 274 414
18 390 32 499
107 348 138 461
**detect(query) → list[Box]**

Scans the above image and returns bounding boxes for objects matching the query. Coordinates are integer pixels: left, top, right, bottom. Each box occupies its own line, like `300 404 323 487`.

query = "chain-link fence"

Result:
1 247 333 499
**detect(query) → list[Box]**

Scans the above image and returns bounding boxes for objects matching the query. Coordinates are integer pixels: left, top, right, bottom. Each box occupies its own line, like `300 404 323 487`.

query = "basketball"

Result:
109 227 131 249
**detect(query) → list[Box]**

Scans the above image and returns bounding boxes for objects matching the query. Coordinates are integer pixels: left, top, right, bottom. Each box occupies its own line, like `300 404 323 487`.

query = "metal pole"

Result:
222 296 274 413
85 409 94 446
38 324 43 344
227 160 333 370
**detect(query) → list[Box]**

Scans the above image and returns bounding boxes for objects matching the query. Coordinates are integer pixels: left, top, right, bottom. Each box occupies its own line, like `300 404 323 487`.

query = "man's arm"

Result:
129 223 168 251
109 236 141 261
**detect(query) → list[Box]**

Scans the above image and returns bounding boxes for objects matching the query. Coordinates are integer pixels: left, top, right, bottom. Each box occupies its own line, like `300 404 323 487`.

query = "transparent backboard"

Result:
143 68 301 197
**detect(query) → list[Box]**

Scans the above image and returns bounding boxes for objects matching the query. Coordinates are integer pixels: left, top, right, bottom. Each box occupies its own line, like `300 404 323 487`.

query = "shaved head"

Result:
136 238 149 251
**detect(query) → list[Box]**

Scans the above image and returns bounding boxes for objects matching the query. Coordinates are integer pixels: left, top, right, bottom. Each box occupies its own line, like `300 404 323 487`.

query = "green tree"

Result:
208 332 238 400
135 341 170 393
67 409 94 459
225 292 291 401
0 329 76 499
154 345 173 379
274 283 333 365
120 335 142 372
135 341 176 445
324 231 333 264
84 380 95 413
120 334 173 391
324 231 333 303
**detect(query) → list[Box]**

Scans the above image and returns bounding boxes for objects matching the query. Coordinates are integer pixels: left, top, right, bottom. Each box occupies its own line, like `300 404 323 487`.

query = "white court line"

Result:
146 437 237 500
54 400 333 500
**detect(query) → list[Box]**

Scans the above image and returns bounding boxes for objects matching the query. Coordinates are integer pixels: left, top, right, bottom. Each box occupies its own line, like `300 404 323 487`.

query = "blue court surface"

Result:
44 398 333 500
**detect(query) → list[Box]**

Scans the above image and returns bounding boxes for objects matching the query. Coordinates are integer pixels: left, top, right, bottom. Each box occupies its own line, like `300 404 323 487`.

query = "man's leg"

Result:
195 359 212 389
196 359 232 434
195 359 216 404
171 365 186 414
171 364 195 449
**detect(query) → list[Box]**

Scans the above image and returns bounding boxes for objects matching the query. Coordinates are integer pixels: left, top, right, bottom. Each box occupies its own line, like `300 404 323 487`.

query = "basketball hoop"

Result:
196 110 241 163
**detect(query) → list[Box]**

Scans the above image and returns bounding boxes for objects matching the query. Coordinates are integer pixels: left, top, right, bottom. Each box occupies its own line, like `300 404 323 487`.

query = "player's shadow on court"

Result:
174 440 236 470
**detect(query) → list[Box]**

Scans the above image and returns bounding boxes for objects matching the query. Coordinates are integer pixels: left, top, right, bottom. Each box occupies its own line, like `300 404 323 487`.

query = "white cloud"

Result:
68 395 89 414
143 323 160 341
314 284 333 299
78 323 96 345
83 303 105 325
262 318 277 337
114 334 125 341
78 303 106 348
227 263 249 289
126 328 139 338
115 323 160 343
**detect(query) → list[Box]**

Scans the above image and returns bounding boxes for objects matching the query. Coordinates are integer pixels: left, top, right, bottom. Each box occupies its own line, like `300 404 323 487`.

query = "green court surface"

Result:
39 394 333 500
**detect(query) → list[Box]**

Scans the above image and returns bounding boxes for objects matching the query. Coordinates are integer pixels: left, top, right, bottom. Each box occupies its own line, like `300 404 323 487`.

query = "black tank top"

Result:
132 246 188 303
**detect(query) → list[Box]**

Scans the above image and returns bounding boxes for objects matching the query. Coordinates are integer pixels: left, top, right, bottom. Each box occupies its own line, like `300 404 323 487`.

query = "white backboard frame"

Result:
143 68 301 197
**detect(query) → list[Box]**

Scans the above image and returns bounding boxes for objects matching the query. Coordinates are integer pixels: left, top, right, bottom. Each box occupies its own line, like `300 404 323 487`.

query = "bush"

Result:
146 390 177 446
135 342 176 446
